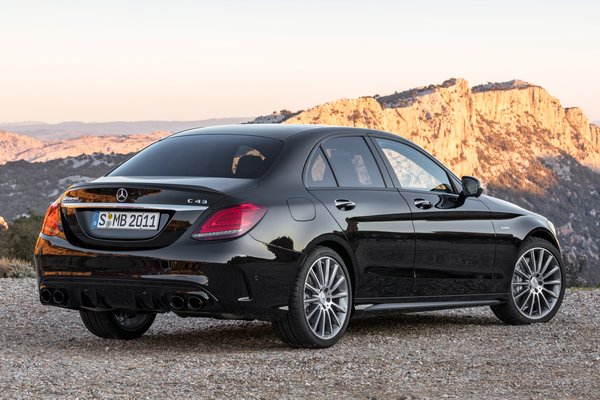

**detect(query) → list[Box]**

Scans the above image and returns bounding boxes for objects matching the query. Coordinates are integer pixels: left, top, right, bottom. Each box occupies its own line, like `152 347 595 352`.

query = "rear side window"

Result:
321 137 385 188
109 135 283 178
305 149 337 187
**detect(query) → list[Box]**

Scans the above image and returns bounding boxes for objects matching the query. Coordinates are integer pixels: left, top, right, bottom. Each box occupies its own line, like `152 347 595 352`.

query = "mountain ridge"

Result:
0 117 252 139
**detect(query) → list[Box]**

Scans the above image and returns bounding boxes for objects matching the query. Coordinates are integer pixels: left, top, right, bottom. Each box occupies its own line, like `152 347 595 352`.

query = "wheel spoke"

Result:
515 268 529 279
512 281 529 286
317 260 325 288
331 291 348 299
309 269 321 287
326 309 333 335
323 258 331 288
542 266 560 280
537 249 544 273
522 258 534 276
539 255 554 277
305 283 319 294
331 302 347 313
544 280 561 286
529 251 536 273
307 304 319 320
542 287 558 299
328 264 339 288
520 292 533 311
330 276 345 292
329 309 341 327
304 297 320 304
539 292 551 310
528 293 536 317
514 288 529 299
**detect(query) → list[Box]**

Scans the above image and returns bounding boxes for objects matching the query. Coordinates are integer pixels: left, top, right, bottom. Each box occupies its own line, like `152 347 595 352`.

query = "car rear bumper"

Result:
34 233 304 321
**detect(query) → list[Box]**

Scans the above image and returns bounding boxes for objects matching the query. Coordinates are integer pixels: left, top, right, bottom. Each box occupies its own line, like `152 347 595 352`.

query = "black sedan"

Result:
35 124 565 348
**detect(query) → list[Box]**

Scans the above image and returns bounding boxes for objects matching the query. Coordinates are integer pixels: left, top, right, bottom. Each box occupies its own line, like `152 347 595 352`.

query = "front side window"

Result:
376 138 453 193
109 135 283 179
321 137 385 188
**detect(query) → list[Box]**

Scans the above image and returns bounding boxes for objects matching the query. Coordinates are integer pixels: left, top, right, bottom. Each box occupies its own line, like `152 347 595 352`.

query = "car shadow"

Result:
119 311 502 354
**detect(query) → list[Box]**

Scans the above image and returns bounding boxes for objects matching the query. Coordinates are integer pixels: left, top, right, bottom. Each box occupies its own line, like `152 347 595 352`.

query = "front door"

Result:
305 135 415 298
373 137 496 296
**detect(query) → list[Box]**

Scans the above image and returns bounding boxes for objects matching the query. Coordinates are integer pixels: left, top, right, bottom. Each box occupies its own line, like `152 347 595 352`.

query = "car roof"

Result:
170 123 403 142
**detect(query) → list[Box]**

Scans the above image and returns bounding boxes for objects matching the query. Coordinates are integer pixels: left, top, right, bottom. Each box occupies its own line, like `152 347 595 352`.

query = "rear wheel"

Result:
79 309 156 340
273 247 352 348
491 237 565 324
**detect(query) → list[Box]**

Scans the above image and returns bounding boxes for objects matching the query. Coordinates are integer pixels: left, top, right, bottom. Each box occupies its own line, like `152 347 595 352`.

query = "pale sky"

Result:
1 0 599 123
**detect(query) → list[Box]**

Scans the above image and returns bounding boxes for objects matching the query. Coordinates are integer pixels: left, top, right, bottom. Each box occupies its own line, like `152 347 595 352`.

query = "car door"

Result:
372 136 496 296
305 135 415 299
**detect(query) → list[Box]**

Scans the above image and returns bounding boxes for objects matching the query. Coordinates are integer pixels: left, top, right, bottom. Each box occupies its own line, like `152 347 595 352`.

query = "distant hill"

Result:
0 118 252 139
0 130 167 164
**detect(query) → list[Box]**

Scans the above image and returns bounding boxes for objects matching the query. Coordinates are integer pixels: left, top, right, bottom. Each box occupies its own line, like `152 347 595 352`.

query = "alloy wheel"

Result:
511 247 562 319
303 256 349 340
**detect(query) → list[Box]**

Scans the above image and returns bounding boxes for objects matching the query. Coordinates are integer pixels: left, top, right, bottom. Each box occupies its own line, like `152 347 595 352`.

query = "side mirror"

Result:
461 176 483 198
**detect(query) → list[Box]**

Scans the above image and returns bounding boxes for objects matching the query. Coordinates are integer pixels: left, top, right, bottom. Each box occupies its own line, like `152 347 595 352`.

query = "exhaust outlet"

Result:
40 289 53 304
52 289 66 305
169 295 186 310
187 296 204 311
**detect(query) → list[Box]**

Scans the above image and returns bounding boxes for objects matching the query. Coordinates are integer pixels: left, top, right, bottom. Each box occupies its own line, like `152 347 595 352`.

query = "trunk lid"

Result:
59 177 256 250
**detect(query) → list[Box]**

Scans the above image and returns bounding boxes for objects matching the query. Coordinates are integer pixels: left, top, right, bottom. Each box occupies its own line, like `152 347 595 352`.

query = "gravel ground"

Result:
0 279 598 399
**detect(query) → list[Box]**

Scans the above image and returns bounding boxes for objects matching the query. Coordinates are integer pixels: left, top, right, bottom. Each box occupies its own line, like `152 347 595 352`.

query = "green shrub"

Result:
0 213 44 262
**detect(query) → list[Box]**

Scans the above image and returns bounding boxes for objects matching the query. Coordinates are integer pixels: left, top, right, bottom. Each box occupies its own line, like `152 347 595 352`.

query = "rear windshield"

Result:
109 134 283 178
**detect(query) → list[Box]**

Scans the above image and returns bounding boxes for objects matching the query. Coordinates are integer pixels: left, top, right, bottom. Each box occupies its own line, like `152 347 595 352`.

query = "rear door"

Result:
305 135 415 299
372 137 496 296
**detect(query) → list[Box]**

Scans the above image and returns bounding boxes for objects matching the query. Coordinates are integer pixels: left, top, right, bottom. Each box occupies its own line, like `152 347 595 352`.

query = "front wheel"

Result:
273 247 352 348
79 309 156 340
491 237 565 324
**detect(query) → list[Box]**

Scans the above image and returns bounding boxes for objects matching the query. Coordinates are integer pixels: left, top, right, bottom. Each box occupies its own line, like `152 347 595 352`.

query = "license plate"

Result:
91 211 160 230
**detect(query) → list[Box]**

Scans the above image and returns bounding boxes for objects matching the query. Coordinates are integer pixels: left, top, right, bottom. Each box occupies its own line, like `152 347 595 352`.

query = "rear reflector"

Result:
41 201 62 236
191 203 267 240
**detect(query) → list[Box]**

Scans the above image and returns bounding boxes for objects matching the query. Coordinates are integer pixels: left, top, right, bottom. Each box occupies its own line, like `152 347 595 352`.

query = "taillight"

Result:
41 201 62 236
191 203 267 241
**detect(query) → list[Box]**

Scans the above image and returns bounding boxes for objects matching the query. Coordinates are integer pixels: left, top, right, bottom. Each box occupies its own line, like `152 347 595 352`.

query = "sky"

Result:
1 0 599 123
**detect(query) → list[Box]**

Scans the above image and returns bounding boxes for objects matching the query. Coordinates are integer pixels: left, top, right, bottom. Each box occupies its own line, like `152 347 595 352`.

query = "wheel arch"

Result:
524 227 560 252
303 234 358 297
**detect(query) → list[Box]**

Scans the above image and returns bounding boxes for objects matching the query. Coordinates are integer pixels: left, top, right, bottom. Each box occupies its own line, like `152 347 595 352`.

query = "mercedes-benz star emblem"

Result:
116 188 128 203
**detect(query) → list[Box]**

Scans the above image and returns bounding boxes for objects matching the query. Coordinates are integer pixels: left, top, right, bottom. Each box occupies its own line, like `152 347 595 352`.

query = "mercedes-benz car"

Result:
35 124 565 348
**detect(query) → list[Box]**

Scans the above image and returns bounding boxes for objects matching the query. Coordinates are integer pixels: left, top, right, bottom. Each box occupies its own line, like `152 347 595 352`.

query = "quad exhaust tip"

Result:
169 295 186 310
187 296 204 311
169 295 205 311
40 289 53 304
40 288 67 305
52 290 66 305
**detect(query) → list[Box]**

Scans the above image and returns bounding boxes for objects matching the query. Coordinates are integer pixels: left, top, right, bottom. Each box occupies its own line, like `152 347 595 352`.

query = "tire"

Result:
79 309 156 340
491 237 565 325
273 246 353 348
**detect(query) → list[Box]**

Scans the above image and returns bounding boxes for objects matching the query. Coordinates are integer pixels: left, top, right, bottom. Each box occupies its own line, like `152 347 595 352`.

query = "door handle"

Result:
413 198 432 209
334 199 356 211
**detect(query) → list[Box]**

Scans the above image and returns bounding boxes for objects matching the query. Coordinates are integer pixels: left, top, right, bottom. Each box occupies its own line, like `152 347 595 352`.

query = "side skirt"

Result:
354 294 508 313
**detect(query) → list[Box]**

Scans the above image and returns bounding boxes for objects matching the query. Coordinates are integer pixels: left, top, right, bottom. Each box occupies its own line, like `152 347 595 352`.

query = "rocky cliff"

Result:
276 78 600 285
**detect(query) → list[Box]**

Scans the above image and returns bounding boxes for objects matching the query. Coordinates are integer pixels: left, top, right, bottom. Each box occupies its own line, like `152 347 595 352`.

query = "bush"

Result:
0 213 44 262
0 257 35 278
